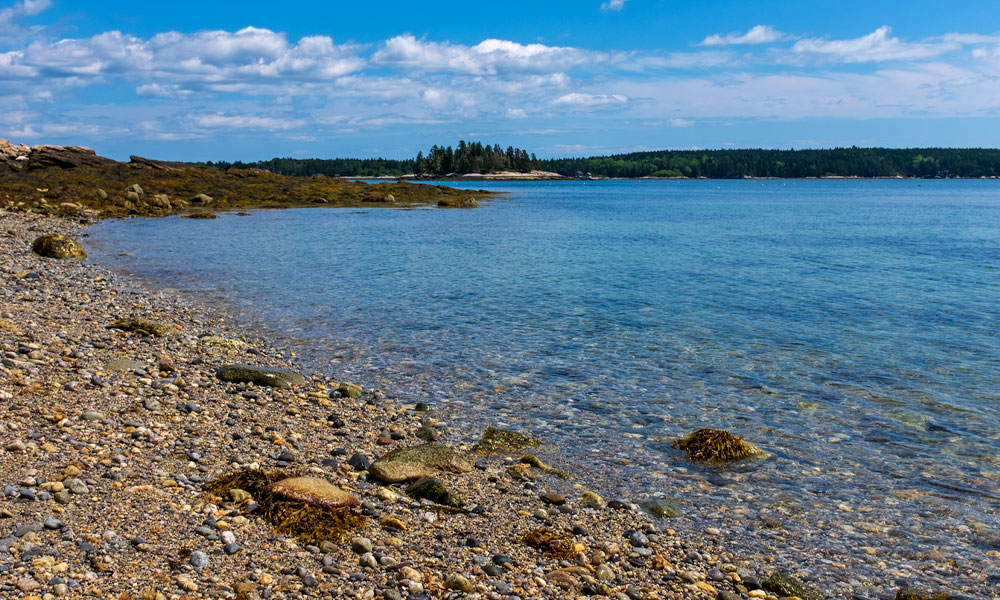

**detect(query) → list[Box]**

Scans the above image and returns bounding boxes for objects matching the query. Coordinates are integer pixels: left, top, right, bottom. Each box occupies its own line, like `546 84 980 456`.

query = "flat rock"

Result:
266 477 360 508
31 234 87 259
105 359 147 371
216 364 305 388
369 442 473 483
108 319 172 337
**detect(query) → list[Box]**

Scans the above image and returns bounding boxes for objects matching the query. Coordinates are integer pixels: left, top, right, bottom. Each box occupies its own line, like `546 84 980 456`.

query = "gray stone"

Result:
369 442 473 483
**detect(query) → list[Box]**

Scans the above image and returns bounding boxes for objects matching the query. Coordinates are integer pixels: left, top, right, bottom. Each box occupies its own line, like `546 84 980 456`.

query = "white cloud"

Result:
600 0 627 12
553 92 627 106
373 34 603 75
193 114 306 130
791 26 959 63
700 25 785 47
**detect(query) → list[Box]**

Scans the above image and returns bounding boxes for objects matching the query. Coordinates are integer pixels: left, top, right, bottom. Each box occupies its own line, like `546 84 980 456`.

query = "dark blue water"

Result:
89 180 1000 596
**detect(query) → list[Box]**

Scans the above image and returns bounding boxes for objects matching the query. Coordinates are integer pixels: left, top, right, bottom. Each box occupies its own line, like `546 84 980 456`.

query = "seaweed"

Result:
520 454 572 480
522 527 577 559
672 428 763 463
204 469 365 545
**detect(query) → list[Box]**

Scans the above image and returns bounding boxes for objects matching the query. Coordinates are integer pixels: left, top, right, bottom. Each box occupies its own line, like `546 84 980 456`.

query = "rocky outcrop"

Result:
30 234 87 259
1 138 30 170
28 145 119 169
128 155 190 170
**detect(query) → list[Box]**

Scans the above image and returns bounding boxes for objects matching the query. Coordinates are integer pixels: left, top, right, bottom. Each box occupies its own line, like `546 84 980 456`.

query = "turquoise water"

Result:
89 180 1000 596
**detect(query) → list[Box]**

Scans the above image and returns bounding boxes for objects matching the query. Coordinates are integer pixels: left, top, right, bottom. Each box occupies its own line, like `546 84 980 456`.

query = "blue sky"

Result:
2 0 1000 161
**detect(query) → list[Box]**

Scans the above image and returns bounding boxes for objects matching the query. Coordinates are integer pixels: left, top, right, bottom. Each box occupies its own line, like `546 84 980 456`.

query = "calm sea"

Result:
88 180 1000 596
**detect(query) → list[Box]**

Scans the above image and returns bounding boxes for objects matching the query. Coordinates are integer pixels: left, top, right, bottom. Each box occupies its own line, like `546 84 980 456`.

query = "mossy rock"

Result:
405 476 463 507
895 590 949 600
31 233 87 259
673 428 763 463
108 318 172 337
474 426 541 454
642 498 682 519
337 383 361 399
763 573 825 600
369 442 473 483
215 364 306 389
182 212 218 219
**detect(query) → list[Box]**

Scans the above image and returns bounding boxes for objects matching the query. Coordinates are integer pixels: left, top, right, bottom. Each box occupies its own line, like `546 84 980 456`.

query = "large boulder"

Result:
108 318 172 337
28 145 118 169
266 477 360 508
215 364 306 388
369 443 473 483
31 234 87 259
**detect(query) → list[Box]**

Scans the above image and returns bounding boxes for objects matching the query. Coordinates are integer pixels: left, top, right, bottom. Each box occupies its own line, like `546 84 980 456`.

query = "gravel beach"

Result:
0 210 986 600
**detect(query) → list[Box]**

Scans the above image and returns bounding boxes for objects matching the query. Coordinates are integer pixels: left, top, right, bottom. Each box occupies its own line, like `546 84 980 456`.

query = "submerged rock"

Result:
215 364 306 389
31 233 87 259
763 573 825 600
474 426 541 453
642 498 682 519
266 477 360 509
369 442 473 483
673 428 763 463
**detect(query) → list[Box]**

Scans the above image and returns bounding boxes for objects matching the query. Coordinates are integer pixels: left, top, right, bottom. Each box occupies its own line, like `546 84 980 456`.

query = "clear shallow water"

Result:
89 180 1000 596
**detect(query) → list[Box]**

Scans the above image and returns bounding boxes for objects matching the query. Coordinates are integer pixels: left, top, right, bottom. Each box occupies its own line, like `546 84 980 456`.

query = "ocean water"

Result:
88 180 1000 596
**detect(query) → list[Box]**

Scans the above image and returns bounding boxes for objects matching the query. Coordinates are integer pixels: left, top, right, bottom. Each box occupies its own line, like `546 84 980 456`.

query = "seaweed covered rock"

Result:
31 233 87 259
337 383 362 399
215 364 306 389
437 196 478 208
474 426 541 453
107 318 172 337
405 476 463 507
266 477 360 509
369 442 473 483
673 428 762 463
763 573 825 600
205 470 364 544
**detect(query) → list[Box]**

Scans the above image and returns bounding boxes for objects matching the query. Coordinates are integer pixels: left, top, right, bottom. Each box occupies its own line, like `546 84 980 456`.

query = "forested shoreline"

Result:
203 145 1000 179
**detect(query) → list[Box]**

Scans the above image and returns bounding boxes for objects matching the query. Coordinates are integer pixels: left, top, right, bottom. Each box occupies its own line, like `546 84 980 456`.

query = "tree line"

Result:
537 147 1000 179
415 141 538 175
202 146 1000 179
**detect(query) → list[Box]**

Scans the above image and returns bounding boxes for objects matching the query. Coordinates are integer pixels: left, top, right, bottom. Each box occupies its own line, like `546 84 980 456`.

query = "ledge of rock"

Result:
28 145 119 170
369 442 473 483
215 364 306 388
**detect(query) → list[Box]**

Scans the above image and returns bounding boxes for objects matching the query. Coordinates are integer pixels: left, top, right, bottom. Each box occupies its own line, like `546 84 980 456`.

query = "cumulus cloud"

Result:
372 34 605 75
700 25 785 46
600 0 627 12
791 26 959 63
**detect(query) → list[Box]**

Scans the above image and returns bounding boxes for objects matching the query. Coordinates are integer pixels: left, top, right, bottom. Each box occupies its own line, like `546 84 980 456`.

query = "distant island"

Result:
205 143 1000 179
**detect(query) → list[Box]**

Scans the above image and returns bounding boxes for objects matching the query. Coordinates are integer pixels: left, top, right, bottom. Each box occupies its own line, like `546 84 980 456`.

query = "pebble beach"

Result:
1 208 993 600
